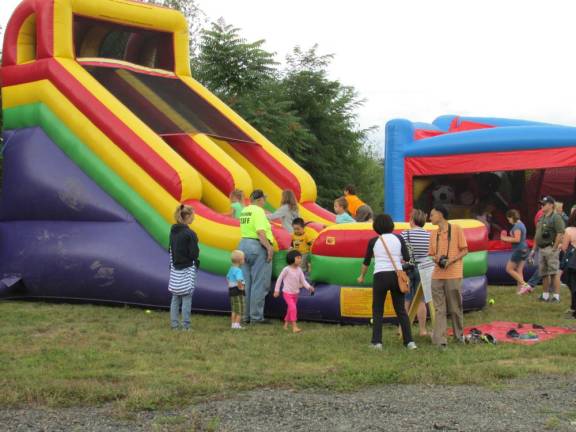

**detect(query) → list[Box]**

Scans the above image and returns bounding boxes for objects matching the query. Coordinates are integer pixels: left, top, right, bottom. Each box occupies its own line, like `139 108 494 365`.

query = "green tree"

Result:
194 23 384 212
282 46 382 210
194 20 277 98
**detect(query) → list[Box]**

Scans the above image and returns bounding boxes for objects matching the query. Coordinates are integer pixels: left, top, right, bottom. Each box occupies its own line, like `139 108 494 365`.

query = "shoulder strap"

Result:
379 235 400 272
436 223 452 257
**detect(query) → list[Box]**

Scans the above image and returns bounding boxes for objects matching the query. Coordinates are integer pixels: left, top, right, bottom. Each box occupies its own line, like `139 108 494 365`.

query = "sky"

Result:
4 0 576 150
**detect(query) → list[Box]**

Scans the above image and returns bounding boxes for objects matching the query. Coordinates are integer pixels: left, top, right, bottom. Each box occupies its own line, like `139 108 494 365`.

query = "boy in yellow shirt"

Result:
291 218 317 272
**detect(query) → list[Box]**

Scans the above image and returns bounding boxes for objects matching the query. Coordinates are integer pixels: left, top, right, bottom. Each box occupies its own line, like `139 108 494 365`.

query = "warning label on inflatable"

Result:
340 287 396 318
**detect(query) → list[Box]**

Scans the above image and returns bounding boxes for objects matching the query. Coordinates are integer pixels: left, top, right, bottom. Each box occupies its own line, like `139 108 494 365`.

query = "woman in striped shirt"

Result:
168 204 200 330
401 209 431 336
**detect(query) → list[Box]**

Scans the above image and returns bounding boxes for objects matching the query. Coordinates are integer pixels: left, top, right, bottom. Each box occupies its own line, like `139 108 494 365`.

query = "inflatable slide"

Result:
0 0 487 321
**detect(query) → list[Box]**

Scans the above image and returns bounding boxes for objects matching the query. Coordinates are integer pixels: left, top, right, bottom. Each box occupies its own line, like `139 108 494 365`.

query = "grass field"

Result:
0 286 575 412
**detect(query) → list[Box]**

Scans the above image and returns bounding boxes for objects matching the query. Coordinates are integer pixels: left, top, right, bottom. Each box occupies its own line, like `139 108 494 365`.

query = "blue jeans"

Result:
239 238 273 321
170 294 192 329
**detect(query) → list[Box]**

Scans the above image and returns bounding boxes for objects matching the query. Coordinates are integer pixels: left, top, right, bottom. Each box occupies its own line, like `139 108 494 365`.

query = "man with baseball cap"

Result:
529 196 565 302
238 189 274 323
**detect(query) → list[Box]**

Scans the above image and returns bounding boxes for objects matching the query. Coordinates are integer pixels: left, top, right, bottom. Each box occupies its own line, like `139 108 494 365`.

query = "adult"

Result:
529 196 565 303
357 214 417 350
527 202 546 289
501 209 531 294
267 189 299 233
429 205 468 348
401 209 430 336
555 202 569 226
355 204 374 222
238 190 274 324
343 185 365 218
561 209 576 318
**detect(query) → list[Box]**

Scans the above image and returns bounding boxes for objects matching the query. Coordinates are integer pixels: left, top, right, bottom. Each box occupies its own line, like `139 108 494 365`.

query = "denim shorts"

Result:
510 248 529 264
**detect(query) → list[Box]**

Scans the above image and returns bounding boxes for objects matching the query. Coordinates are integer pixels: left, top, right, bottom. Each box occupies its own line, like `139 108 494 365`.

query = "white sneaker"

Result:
370 343 383 350
407 341 418 350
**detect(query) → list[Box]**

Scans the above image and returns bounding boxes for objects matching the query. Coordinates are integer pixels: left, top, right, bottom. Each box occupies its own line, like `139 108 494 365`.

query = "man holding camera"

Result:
530 196 565 302
429 205 469 348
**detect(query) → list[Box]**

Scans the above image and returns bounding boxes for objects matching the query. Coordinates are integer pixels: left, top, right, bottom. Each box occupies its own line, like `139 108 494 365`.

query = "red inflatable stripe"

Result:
301 201 336 223
2 59 184 200
312 226 488 258
166 135 235 195
227 141 302 200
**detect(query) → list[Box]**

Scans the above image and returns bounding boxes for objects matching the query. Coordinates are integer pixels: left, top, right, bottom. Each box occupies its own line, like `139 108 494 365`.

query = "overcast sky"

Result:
4 0 576 150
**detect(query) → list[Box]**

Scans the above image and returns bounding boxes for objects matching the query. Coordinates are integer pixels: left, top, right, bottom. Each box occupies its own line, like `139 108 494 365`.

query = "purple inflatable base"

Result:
487 251 537 286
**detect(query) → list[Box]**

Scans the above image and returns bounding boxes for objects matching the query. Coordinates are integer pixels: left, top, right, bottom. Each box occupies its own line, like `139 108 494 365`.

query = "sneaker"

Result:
232 325 245 330
550 297 560 303
538 294 549 302
407 341 418 350
518 284 533 295
370 343 383 350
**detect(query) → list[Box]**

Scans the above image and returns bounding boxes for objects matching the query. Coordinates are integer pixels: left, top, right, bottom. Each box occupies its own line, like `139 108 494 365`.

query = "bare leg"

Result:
553 273 561 294
506 261 525 287
292 321 301 333
543 275 551 294
417 301 428 336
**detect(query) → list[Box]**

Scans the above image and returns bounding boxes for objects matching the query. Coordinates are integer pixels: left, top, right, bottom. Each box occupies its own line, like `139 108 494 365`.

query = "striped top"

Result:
168 250 196 295
401 228 431 264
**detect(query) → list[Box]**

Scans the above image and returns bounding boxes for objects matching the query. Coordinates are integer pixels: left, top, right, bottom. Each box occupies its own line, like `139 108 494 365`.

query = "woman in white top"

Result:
561 209 576 318
357 214 417 350
267 189 299 233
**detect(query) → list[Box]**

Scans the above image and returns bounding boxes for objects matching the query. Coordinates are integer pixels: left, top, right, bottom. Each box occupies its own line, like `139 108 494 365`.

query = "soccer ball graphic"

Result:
432 185 455 205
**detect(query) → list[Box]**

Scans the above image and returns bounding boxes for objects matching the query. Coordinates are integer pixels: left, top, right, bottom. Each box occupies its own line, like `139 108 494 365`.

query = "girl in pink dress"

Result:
274 250 314 332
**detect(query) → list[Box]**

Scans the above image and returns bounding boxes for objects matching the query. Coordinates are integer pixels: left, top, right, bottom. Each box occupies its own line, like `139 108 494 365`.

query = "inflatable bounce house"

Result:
385 116 576 285
0 0 487 322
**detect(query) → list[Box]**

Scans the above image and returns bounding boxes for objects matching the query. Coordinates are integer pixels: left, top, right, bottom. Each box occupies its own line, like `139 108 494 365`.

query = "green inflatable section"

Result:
310 251 488 287
4 103 231 274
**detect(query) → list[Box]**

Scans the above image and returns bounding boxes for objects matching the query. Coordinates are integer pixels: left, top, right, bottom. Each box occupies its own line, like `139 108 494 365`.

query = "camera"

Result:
438 255 449 269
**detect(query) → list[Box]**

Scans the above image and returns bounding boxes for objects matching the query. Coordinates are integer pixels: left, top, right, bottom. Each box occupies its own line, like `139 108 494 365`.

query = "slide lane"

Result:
178 75 336 225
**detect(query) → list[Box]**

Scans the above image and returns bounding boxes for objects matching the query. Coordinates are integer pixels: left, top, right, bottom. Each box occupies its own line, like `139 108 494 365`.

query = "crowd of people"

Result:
166 186 576 349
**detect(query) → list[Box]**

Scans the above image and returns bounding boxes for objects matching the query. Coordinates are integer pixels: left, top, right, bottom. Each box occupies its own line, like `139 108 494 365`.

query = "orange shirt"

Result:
429 223 468 280
344 194 365 217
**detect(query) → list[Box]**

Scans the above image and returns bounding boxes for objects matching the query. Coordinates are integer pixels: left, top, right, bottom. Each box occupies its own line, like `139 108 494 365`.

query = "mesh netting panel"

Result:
85 66 253 142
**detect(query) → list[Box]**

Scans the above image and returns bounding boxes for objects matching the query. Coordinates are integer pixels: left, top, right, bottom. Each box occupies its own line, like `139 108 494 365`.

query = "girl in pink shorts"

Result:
274 250 314 333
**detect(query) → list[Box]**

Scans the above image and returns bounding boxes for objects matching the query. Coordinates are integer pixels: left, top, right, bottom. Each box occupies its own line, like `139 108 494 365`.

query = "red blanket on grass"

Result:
453 321 576 344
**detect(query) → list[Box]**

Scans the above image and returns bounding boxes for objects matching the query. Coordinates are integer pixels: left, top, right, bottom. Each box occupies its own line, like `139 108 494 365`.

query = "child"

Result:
291 217 316 272
226 250 246 330
343 185 366 217
334 197 356 224
168 204 200 330
229 189 244 219
267 189 300 233
274 250 314 333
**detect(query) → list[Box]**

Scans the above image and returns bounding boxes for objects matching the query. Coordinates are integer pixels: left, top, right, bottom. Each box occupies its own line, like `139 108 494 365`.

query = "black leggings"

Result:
567 270 576 312
372 271 413 346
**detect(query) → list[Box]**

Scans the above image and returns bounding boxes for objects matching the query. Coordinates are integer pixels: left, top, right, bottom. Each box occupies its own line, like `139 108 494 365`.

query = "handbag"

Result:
560 244 576 271
379 235 410 294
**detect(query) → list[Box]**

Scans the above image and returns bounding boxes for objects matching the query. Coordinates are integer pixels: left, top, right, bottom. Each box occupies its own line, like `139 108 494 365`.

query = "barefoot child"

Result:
274 250 314 333
226 250 246 329
169 204 199 330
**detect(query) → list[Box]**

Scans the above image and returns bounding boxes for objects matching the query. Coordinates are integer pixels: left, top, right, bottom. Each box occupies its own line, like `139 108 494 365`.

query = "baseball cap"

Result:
250 189 267 200
540 196 555 205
